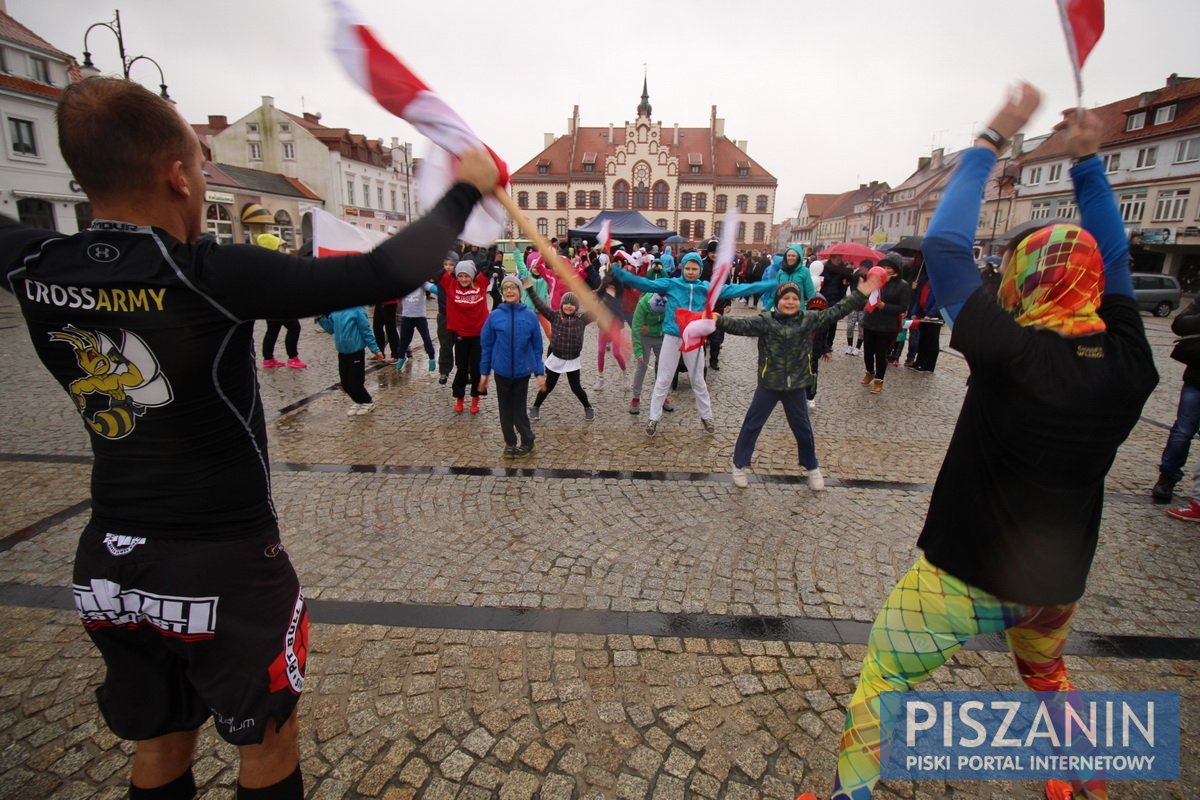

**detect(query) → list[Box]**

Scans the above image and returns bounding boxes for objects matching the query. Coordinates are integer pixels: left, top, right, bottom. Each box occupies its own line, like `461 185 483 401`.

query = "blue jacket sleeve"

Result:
719 279 776 300
479 314 495 376
317 315 333 334
528 314 544 376
1072 155 1133 299
358 309 380 353
922 147 993 328
611 265 671 293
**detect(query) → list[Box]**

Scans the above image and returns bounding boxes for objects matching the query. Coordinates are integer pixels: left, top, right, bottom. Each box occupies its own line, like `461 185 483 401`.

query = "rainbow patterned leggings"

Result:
831 556 1107 800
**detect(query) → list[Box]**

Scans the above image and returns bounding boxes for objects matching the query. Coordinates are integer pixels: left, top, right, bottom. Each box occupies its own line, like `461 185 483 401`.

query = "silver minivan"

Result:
1131 272 1182 317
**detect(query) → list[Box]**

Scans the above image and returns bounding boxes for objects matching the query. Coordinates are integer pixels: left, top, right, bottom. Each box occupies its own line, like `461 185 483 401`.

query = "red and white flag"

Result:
597 220 612 255
330 0 509 246
679 210 738 351
311 207 387 257
1056 0 1104 97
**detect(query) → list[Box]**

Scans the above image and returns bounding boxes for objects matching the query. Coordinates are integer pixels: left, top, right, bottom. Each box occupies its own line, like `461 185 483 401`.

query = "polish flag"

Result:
597 220 612 255
311 207 386 257
330 0 509 246
679 211 738 352
1057 0 1104 96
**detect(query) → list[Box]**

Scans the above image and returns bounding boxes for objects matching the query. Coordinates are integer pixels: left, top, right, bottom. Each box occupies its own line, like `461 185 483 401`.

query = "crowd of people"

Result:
0 73 1180 800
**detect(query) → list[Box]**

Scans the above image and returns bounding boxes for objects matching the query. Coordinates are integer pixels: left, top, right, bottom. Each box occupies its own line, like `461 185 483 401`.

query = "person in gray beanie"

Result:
435 250 459 382
437 258 491 413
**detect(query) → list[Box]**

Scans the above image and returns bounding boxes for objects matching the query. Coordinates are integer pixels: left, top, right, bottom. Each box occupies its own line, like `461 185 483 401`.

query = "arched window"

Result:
556 192 567 209
575 190 586 207
756 194 768 213
536 192 548 209
206 204 234 244
633 183 649 209
695 193 707 210
736 221 747 241
274 209 294 248
736 194 749 212
17 198 55 230
679 219 692 239
713 220 723 239
556 219 567 237
652 181 668 210
655 218 668 228
517 191 529 209
589 190 600 208
536 218 548 236
681 192 693 210
716 194 728 212
694 220 706 239
753 222 766 242
613 180 629 209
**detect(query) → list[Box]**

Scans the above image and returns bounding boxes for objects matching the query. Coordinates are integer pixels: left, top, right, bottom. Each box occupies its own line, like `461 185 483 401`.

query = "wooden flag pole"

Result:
493 188 619 335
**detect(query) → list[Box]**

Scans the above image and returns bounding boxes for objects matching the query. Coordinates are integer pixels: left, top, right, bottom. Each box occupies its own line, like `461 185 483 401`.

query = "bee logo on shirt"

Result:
47 324 173 439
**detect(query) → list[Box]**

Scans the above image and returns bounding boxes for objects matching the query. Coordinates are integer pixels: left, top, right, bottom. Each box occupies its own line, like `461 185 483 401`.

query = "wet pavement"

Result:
0 293 1196 798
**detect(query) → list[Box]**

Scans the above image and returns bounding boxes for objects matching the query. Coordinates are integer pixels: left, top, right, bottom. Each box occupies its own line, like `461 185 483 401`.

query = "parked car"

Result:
1131 272 1182 317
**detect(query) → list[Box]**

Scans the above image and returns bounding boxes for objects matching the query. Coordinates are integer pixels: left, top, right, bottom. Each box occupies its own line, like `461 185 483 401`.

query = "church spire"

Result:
637 72 652 119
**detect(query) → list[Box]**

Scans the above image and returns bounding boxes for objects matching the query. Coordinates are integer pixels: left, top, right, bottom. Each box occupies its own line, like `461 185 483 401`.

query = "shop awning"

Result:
13 189 87 204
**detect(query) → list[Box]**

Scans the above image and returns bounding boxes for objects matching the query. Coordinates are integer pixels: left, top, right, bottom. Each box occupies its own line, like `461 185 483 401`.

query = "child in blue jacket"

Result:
317 306 382 416
479 276 546 457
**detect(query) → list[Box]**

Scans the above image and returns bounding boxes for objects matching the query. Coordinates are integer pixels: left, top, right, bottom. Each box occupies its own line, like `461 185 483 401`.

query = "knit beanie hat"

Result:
777 282 802 302
455 260 477 278
648 294 668 315
806 293 829 311
501 275 522 295
561 292 579 309
445 250 460 262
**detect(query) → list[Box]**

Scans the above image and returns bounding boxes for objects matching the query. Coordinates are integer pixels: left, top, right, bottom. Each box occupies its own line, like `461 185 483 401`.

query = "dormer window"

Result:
736 160 750 177
536 158 550 175
30 56 50 85
581 152 596 172
1126 112 1146 132
1155 105 1176 125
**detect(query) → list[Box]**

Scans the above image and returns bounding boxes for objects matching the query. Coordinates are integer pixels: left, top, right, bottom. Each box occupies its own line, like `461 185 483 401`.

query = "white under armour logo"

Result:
87 243 120 263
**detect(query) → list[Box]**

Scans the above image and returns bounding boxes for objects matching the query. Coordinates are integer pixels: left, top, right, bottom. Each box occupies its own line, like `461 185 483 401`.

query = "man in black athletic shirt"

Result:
0 77 499 800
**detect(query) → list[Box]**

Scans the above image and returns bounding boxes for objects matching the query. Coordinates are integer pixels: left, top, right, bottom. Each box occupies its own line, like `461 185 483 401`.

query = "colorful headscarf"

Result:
997 224 1105 337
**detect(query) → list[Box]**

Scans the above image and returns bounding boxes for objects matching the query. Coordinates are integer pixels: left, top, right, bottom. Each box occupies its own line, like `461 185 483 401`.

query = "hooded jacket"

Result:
631 292 667 359
529 291 590 360
718 291 866 391
610 255 775 337
659 246 676 277
862 275 914 333
764 245 815 310
318 307 380 355
480 301 544 379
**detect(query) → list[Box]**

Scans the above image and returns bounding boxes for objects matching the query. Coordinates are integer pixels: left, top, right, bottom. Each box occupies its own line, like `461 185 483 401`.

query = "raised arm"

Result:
923 84 1041 327
719 278 776 300
1059 109 1133 298
609 264 671 293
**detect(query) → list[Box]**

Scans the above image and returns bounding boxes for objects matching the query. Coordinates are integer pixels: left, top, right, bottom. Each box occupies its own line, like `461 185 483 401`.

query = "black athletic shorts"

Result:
72 523 308 745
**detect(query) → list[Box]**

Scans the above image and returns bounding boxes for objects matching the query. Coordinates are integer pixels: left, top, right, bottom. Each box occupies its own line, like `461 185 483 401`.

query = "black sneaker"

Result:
502 446 518 459
1152 477 1177 504
438 374 449 384
584 406 595 421
701 418 715 433
529 405 540 420
513 443 536 458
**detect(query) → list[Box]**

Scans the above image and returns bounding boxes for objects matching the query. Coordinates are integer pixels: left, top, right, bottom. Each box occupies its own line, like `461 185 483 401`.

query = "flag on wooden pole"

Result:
1056 0 1105 99
679 211 738 351
329 0 509 245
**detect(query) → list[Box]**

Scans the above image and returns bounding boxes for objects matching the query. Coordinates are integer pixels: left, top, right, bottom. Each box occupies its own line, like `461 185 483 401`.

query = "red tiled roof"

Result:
1023 75 1200 163
512 120 775 183
802 193 840 218
0 72 63 100
0 11 72 59
282 176 322 201
824 183 890 219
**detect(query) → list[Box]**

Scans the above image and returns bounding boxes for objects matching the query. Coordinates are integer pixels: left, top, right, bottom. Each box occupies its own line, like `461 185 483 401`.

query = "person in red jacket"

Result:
439 260 491 414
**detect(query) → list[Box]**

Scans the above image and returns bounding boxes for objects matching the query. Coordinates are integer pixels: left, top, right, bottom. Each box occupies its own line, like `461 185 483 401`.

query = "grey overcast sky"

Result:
11 0 1200 218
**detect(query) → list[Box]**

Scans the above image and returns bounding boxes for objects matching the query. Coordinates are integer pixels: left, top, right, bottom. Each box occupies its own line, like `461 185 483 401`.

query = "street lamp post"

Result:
80 9 171 102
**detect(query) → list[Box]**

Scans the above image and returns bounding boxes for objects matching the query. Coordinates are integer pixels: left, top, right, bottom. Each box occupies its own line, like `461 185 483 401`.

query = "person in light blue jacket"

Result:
611 253 774 435
763 244 814 311
317 306 382 416
479 276 546 457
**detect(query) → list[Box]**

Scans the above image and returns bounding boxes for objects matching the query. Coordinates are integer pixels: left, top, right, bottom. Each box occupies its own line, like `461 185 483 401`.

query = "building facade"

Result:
0 8 87 233
201 162 323 249
200 97 413 234
510 82 777 250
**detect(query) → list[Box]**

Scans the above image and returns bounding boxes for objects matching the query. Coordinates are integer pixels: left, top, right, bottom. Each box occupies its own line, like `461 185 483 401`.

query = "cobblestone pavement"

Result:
0 293 1196 798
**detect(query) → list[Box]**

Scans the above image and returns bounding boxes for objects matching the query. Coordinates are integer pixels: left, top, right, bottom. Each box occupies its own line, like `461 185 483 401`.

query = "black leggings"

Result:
262 319 300 360
862 329 894 380
372 304 400 358
451 335 482 398
337 351 371 404
534 369 590 408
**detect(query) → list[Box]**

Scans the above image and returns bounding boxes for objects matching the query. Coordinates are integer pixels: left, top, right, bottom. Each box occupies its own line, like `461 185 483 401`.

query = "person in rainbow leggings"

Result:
799 85 1159 800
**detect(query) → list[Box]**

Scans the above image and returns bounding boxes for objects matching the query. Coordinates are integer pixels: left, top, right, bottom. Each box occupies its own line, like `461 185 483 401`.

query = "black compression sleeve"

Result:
202 183 482 320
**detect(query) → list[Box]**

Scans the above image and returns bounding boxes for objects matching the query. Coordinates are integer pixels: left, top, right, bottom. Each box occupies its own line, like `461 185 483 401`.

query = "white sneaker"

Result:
854 347 862 356
347 404 360 416
808 398 816 409
731 463 749 488
355 403 375 415
807 468 825 491
844 345 854 355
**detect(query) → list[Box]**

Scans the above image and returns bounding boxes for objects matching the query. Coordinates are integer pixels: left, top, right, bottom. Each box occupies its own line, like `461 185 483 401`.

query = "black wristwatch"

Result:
976 126 1010 152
